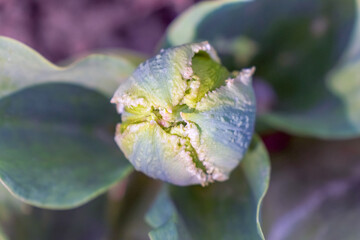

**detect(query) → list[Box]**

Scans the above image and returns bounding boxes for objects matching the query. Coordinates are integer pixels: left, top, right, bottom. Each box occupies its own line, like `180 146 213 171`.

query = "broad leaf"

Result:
0 83 132 209
100 49 147 67
262 138 360 240
59 48 147 68
165 0 248 47
146 135 270 240
0 36 137 99
165 0 360 138
262 54 360 138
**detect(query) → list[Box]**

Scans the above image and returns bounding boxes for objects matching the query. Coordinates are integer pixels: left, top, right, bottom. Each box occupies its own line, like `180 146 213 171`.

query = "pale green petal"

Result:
112 42 220 111
115 122 202 186
181 69 256 176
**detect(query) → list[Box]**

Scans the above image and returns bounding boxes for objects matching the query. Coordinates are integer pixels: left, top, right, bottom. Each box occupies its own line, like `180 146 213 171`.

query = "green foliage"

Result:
146 136 270 240
0 83 132 208
0 37 142 208
0 37 136 99
165 0 360 138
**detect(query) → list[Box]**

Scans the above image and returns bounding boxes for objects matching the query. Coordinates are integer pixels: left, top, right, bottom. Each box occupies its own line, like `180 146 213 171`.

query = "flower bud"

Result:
111 42 255 186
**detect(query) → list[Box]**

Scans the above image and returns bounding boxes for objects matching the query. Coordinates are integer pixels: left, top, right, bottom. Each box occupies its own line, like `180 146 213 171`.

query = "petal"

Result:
115 122 205 186
112 42 220 112
181 69 256 178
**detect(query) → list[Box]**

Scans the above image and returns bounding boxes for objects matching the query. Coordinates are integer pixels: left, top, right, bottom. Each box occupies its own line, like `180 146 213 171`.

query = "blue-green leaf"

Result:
0 83 132 209
165 0 249 47
0 36 137 99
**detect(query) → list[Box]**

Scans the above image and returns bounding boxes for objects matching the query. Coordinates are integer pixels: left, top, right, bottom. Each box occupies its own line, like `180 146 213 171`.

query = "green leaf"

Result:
165 0 360 138
0 83 132 209
0 36 137 99
100 49 148 67
261 54 360 138
59 48 147 68
146 135 270 240
149 218 183 240
262 138 360 240
165 0 248 47
145 187 192 240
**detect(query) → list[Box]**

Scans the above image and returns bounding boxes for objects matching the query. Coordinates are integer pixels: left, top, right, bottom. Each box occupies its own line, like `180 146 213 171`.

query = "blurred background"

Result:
0 0 200 62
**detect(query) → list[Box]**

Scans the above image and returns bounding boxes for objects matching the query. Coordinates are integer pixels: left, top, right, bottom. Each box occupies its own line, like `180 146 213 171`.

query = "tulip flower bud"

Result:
111 42 255 186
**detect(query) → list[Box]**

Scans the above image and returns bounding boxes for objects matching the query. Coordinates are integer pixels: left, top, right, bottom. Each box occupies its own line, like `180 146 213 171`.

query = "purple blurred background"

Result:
0 0 201 62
